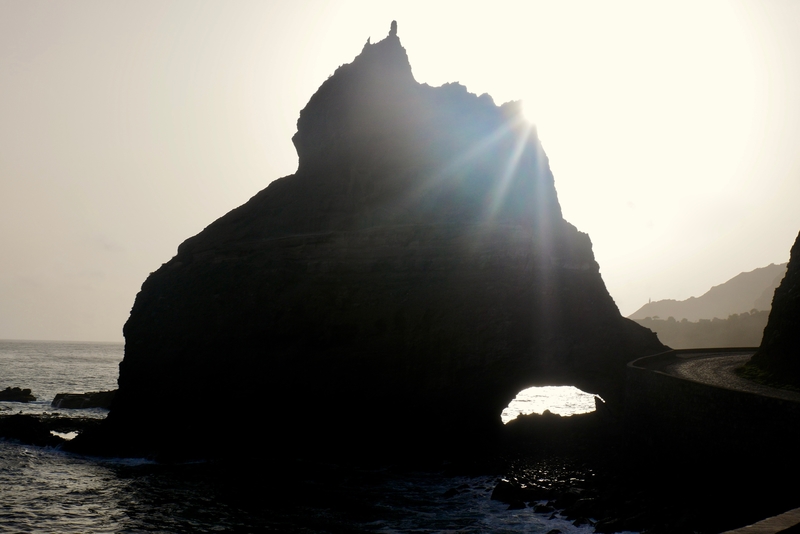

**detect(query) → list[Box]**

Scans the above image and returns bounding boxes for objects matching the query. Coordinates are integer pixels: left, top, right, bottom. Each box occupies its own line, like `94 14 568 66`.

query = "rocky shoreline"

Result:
0 388 114 447
1 407 798 533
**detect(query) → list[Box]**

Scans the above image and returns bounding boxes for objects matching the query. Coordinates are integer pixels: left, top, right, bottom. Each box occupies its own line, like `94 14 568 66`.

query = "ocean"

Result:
0 339 601 533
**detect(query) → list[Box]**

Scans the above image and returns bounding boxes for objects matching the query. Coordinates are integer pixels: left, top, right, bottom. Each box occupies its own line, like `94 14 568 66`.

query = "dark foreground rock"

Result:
0 413 102 448
52 390 116 409
0 414 62 447
72 23 663 461
0 387 36 402
747 230 800 387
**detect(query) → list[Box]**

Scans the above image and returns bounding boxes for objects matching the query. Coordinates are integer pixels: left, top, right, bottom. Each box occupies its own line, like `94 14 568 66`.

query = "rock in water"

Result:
52 390 116 410
73 25 663 460
749 230 800 385
0 387 36 403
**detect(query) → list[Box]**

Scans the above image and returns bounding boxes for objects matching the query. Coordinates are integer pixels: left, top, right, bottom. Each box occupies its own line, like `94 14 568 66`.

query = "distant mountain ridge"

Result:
628 263 787 322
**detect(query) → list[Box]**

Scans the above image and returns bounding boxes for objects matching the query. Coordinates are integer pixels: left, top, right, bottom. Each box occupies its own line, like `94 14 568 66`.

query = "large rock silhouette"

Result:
76 25 663 459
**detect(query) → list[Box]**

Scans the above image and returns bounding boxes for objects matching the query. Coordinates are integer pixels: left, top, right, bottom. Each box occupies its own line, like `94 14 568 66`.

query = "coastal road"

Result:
633 349 800 534
664 350 800 403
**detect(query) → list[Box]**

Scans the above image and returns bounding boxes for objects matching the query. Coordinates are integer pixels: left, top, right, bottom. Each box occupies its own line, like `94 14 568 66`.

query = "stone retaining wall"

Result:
625 350 800 461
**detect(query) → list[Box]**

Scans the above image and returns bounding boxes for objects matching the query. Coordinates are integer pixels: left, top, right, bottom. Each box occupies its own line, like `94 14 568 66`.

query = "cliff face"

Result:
750 231 800 384
81 26 663 459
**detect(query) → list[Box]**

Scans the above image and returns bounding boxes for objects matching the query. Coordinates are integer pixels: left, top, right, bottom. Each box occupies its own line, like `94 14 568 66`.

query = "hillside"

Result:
634 311 769 349
628 263 787 322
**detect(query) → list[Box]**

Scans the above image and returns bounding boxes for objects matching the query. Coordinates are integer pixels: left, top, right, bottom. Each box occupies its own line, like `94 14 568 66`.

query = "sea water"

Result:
0 340 597 533
502 386 599 424
0 339 121 418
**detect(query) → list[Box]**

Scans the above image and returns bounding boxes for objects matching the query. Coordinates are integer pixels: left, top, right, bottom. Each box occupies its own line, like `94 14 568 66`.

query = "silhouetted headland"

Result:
69 22 664 461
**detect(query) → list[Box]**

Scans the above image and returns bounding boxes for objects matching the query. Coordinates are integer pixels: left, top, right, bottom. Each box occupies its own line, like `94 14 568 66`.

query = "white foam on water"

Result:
51 430 78 440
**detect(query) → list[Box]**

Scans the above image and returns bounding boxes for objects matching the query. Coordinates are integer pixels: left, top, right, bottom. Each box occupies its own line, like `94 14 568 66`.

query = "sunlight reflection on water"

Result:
501 386 599 424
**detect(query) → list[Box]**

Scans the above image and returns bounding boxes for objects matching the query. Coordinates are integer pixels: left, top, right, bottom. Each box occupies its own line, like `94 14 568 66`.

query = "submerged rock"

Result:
72 23 663 460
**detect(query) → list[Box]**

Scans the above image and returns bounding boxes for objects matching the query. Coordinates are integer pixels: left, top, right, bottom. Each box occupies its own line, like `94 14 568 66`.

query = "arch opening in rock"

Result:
500 386 601 424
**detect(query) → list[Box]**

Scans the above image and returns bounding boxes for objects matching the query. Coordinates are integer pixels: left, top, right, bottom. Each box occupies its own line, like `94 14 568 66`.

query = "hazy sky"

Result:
2 1 799 342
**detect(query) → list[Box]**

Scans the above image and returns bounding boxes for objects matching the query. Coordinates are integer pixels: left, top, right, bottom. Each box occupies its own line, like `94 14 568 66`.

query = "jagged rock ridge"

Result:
749 231 800 385
72 24 664 460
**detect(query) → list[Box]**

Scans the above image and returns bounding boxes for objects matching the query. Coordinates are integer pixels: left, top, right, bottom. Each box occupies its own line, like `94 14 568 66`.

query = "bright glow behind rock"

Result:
501 386 599 424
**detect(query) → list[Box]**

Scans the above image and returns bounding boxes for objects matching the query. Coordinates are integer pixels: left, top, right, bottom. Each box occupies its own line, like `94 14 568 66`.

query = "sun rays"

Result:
484 117 533 223
384 101 551 233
